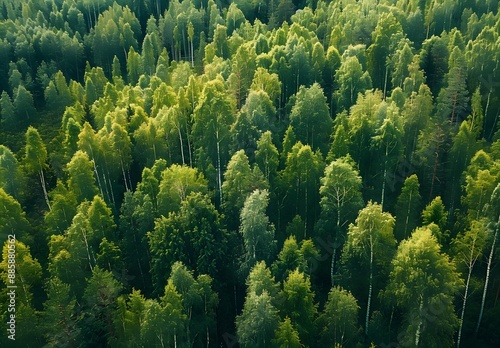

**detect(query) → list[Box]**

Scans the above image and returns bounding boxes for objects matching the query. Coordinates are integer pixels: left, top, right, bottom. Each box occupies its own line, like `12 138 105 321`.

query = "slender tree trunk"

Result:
304 169 309 238
404 189 413 238
483 87 492 138
330 245 337 288
331 208 341 287
191 38 194 68
177 125 185 165
383 65 389 100
82 229 93 271
366 235 373 336
381 161 387 210
429 147 439 200
415 296 424 347
475 214 499 336
39 169 51 211
216 129 222 204
457 265 473 348
92 158 105 198
120 157 129 192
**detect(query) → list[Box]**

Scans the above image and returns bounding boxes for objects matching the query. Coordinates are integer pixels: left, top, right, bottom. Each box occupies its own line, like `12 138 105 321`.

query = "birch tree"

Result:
341 201 395 336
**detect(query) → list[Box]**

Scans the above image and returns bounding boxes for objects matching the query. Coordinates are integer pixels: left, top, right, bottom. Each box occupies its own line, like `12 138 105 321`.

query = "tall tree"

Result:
255 131 279 183
191 78 235 204
0 145 24 201
24 126 51 210
436 47 470 125
43 181 77 236
145 282 186 347
81 267 122 347
318 155 363 286
66 150 98 203
148 193 225 294
236 290 280 348
271 236 317 282
475 183 500 337
41 277 80 347
112 289 146 347
385 226 462 348
273 317 302 348
422 196 449 245
0 90 16 129
157 164 208 216
14 85 36 125
452 219 488 348
367 12 403 93
401 84 433 162
341 201 396 336
239 189 276 274
0 240 43 346
370 102 404 208
231 89 276 157
280 142 324 236
228 43 257 108
395 174 422 241
278 269 318 346
333 56 372 112
247 261 280 298
316 286 360 347
290 83 333 154
222 150 268 230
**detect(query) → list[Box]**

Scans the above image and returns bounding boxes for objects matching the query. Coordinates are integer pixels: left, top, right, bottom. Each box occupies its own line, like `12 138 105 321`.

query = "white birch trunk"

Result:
366 235 373 335
415 296 424 347
475 214 499 335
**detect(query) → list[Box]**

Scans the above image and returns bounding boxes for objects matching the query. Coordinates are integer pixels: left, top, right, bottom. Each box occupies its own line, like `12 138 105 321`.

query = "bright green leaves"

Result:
157 164 208 215
341 201 395 335
273 316 302 348
317 287 360 347
278 269 318 345
319 155 363 234
395 174 422 241
240 189 276 273
334 56 372 112
385 226 462 348
236 290 280 348
148 192 225 294
281 141 324 236
0 189 30 242
290 83 332 154
66 150 98 203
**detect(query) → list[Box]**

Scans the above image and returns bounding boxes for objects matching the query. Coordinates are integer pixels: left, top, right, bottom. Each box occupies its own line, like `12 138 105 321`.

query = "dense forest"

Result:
0 0 499 347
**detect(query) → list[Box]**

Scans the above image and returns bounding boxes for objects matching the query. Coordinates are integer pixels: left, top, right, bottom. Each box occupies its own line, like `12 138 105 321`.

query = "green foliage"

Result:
290 83 332 154
240 189 276 273
273 316 302 348
81 267 122 346
1 1 499 347
223 149 268 229
317 286 360 347
157 164 208 215
422 196 449 245
395 174 422 241
278 269 317 345
41 277 80 347
66 150 98 203
148 192 225 294
0 145 24 200
385 226 462 348
236 290 280 348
